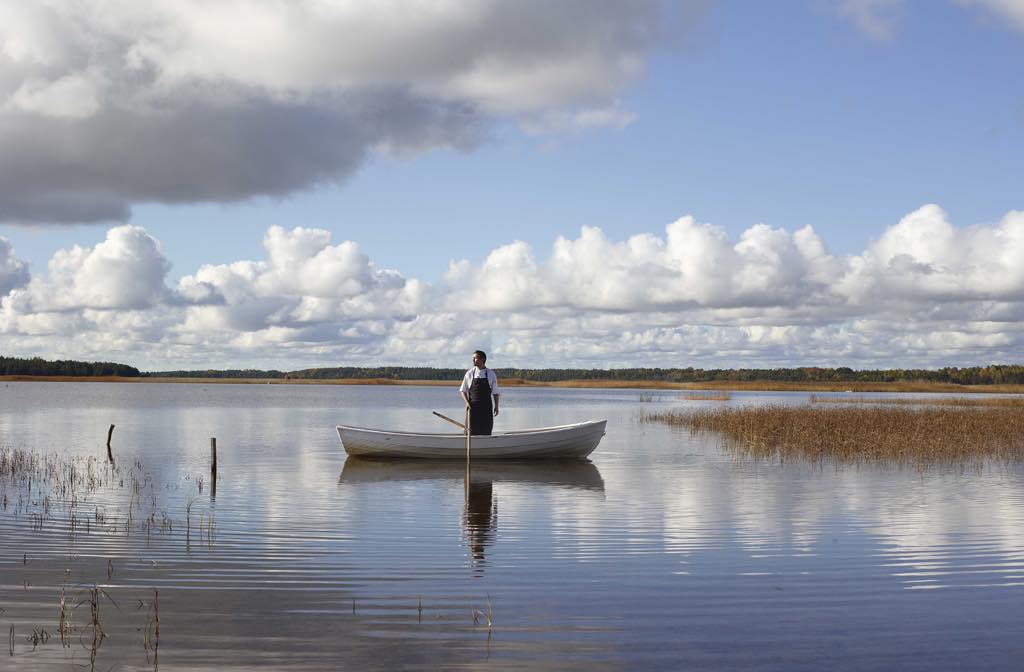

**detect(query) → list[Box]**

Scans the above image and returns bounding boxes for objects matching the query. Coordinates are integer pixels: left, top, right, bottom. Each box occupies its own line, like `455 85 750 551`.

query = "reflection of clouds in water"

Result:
641 432 1024 588
584 417 1024 588
452 463 606 565
11 382 1024 597
722 469 828 556
852 472 1024 588
515 486 608 561
204 401 1024 591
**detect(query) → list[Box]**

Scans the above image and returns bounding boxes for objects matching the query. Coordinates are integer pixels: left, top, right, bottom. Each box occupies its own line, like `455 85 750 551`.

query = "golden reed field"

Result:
645 403 1024 466
807 394 1024 407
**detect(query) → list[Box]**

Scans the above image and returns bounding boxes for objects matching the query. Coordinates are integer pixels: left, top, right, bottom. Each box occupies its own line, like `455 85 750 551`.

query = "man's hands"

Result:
462 392 500 416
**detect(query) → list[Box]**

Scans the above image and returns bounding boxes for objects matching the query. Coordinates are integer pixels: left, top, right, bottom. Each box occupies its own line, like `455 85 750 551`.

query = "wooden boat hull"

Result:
336 420 606 459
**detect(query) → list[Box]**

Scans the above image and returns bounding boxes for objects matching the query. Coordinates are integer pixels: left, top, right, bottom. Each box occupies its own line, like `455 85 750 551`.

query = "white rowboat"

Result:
336 420 606 459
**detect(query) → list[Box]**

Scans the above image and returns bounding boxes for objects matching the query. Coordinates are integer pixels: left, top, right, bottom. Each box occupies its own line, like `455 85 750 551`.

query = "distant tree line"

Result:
0 356 140 377
6 355 1024 385
147 364 1024 385
148 369 288 379
500 365 1024 384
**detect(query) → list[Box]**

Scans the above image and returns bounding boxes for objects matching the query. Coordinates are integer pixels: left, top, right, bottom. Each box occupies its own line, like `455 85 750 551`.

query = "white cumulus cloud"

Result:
445 217 842 312
836 0 907 40
175 225 428 342
8 225 170 313
837 205 1024 304
838 0 1024 36
953 0 1024 31
2 205 1024 370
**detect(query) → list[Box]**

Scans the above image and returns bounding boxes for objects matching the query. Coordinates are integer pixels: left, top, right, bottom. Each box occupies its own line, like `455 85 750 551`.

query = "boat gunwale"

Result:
336 419 605 439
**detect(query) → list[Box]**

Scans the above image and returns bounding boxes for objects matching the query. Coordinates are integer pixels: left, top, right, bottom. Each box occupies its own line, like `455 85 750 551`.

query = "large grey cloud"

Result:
0 0 689 224
0 236 29 295
0 93 480 222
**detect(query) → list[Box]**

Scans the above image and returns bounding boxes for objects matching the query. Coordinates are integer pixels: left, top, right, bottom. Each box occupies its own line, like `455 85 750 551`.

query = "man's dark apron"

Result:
468 373 494 436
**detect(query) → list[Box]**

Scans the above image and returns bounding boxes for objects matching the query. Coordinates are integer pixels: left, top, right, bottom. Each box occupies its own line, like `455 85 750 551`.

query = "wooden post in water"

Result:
106 424 115 462
464 407 471 503
210 438 217 492
465 407 472 463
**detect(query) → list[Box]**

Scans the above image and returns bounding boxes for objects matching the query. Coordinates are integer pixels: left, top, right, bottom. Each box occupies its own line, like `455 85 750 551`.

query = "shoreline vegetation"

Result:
3 355 1024 392
4 375 1024 393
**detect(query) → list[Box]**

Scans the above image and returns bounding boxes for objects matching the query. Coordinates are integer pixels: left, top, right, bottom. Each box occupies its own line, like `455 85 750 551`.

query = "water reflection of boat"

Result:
336 420 606 459
338 457 605 492
340 458 603 576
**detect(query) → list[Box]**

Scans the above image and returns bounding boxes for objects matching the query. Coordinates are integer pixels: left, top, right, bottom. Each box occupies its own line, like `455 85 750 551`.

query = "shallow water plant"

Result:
645 404 1024 466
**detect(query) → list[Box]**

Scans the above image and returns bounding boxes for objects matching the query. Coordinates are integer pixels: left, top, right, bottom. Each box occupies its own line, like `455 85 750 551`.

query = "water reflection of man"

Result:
464 480 495 568
459 350 500 435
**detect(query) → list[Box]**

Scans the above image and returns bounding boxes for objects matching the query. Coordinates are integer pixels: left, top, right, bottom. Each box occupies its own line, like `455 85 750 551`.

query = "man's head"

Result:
472 350 487 367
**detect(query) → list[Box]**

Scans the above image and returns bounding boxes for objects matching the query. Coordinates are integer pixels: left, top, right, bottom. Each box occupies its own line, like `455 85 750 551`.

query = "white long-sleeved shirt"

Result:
459 366 499 397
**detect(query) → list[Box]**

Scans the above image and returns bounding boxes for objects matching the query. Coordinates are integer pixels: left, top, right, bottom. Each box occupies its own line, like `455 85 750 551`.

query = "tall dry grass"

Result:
808 394 1024 407
672 381 1024 393
644 405 1024 466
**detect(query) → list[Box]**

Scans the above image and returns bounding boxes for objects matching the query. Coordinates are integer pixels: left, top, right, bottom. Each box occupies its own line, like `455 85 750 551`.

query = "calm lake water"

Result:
1 382 1023 670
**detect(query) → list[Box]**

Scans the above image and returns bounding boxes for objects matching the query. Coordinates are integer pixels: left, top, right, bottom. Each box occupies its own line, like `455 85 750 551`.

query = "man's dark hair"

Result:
473 350 487 363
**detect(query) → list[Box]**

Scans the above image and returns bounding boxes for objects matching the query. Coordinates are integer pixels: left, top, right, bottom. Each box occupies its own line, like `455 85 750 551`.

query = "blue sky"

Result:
0 1 1022 370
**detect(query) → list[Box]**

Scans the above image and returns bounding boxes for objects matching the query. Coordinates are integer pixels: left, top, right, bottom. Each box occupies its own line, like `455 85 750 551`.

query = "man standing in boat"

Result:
459 350 500 435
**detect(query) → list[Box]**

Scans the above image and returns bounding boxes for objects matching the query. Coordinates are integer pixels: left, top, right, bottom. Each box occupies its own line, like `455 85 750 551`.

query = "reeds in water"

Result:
808 394 1024 407
679 391 731 401
645 404 1024 466
472 595 493 631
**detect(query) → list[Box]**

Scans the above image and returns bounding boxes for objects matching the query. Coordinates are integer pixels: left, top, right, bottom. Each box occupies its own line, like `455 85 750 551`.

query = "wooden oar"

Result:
432 411 466 430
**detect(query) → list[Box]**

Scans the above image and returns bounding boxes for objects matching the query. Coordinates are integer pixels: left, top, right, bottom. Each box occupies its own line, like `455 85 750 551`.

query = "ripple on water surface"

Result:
1 382 1023 670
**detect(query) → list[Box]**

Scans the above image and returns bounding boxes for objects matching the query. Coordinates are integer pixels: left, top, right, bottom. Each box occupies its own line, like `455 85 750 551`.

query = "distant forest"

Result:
149 364 1024 385
5 356 1024 385
0 356 140 377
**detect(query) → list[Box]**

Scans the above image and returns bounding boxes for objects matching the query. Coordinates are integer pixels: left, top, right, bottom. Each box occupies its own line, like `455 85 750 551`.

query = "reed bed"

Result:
644 404 1024 466
1 446 215 547
673 381 1024 393
1 445 218 665
808 394 1024 407
679 391 731 401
